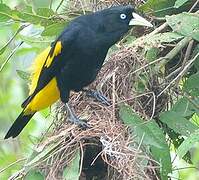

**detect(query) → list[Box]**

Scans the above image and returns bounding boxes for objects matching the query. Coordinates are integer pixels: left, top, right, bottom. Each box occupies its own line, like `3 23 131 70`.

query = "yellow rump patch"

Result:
29 41 62 95
25 78 60 113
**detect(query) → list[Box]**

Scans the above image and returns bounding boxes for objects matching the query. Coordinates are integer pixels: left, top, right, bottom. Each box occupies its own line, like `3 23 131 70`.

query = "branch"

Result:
157 51 199 97
0 41 24 72
0 24 29 55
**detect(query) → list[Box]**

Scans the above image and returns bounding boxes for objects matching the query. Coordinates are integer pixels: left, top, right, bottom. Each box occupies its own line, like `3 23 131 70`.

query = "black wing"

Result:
22 26 79 108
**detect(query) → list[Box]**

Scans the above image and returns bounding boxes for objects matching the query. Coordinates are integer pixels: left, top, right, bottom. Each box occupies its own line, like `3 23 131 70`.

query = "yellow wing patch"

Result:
24 78 60 113
29 41 62 95
45 41 62 68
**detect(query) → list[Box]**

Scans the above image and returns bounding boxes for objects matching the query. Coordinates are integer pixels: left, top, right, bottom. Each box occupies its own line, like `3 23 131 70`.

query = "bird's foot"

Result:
65 103 90 129
84 89 111 106
68 115 89 129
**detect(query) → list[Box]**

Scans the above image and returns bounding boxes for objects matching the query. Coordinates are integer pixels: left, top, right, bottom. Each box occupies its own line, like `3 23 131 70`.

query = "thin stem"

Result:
131 57 165 75
0 41 24 72
50 0 53 9
149 22 168 36
157 51 199 97
189 0 199 12
0 24 29 55
159 36 192 66
0 158 26 174
56 0 65 12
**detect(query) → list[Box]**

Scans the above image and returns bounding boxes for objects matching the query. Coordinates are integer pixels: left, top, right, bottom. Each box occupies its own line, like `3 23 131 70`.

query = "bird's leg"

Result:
65 103 89 129
83 89 111 106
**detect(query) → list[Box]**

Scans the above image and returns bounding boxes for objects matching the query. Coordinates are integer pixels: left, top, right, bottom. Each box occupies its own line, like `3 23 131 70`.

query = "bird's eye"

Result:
120 13 127 20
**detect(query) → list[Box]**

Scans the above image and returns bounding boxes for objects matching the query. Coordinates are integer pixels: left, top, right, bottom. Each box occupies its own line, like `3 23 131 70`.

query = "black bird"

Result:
5 5 152 139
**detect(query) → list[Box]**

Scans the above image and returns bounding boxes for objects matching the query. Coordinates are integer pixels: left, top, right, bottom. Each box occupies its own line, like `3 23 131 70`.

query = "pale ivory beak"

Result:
129 12 153 27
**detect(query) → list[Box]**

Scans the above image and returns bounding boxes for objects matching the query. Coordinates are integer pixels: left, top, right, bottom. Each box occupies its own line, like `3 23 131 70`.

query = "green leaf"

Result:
184 72 199 96
119 105 171 179
16 47 40 56
192 44 199 70
124 35 136 45
0 4 63 26
151 145 171 180
166 13 199 41
174 0 189 8
147 32 184 43
25 170 44 180
139 0 176 17
63 150 80 180
35 7 57 26
160 111 199 136
41 22 68 36
15 6 54 26
16 70 31 82
177 129 199 158
130 32 183 48
18 12 42 25
36 8 54 17
0 4 23 22
0 3 12 22
145 47 160 62
172 97 196 117
25 141 61 167
119 105 166 148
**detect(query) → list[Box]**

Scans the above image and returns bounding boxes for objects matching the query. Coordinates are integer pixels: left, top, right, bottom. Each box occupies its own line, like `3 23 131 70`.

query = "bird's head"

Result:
99 5 152 32
73 5 153 47
89 5 153 45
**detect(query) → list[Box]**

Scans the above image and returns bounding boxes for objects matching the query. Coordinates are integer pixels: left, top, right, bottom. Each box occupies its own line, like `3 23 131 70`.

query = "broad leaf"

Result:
184 72 199 96
192 44 199 70
41 22 68 36
146 32 183 43
151 146 171 180
119 105 172 179
177 129 199 158
36 8 54 17
16 47 40 56
139 0 176 17
130 32 183 48
166 13 199 41
25 170 44 180
119 105 165 148
0 4 26 22
145 47 160 62
160 111 199 136
25 141 61 167
63 150 80 180
0 3 12 22
171 97 196 117
174 0 189 8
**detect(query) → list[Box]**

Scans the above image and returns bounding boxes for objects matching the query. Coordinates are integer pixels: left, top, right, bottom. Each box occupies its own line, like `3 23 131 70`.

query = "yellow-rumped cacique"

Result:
5 5 152 139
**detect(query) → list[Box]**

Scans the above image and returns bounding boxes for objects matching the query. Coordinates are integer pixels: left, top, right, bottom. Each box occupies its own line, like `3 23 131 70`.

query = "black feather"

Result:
6 5 136 138
4 112 35 139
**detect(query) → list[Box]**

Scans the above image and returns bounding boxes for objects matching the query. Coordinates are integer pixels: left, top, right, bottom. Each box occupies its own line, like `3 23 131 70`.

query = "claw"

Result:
68 116 90 129
65 103 90 129
84 89 111 106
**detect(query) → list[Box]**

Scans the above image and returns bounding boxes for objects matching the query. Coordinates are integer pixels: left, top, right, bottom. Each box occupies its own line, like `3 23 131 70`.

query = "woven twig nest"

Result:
33 45 167 180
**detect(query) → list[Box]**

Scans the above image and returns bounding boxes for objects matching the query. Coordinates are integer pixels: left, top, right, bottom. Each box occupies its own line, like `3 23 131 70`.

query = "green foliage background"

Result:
0 0 60 179
0 0 199 179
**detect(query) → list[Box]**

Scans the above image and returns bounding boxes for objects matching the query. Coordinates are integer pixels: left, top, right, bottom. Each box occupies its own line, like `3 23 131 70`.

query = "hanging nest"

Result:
26 43 168 180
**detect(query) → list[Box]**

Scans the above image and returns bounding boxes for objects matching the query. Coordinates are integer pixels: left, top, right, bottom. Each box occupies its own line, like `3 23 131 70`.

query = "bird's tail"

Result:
4 111 35 139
